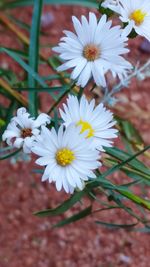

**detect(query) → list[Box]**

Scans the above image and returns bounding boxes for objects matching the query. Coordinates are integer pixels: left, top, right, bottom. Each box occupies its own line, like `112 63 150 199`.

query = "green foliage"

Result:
0 0 150 231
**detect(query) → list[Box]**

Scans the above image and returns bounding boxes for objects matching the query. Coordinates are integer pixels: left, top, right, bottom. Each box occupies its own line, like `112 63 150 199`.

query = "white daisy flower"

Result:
2 107 51 153
109 0 150 41
101 0 120 13
53 12 132 88
59 95 118 151
32 124 100 194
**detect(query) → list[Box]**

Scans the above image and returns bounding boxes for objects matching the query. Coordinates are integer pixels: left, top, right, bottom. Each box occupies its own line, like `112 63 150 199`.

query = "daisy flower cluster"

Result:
3 6 149 195
2 95 118 194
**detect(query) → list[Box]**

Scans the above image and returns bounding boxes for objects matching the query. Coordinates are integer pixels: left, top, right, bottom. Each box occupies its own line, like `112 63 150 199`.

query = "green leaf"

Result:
87 179 150 211
106 192 146 223
43 74 70 81
95 220 137 229
124 169 150 184
117 117 143 147
32 169 44 174
0 148 21 160
131 227 150 233
105 147 150 176
15 85 70 93
28 0 43 116
53 206 92 227
121 120 143 144
117 188 150 210
0 47 30 61
86 145 150 191
105 158 150 181
34 190 86 217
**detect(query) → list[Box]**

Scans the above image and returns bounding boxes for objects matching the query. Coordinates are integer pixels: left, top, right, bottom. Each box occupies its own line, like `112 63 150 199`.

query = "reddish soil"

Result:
0 5 150 267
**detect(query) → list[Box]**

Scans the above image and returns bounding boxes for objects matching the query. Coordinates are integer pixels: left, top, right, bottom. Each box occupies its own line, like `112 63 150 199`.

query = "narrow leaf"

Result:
34 190 86 217
53 206 92 227
95 220 137 229
28 0 43 115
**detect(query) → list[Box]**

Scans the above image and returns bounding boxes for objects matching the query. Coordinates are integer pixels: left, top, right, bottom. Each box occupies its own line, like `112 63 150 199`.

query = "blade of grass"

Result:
34 190 86 217
102 145 150 178
53 206 92 228
14 85 70 93
116 188 150 210
95 220 138 229
28 0 43 116
0 148 21 160
105 158 150 181
105 147 150 176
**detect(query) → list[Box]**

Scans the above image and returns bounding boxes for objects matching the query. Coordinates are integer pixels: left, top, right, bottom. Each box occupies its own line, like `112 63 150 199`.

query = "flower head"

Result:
32 124 100 193
109 0 150 41
2 107 51 153
53 12 132 87
60 95 118 151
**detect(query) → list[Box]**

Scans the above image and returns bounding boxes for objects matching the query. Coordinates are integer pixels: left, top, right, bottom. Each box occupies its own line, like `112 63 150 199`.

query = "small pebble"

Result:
41 12 55 29
119 253 132 264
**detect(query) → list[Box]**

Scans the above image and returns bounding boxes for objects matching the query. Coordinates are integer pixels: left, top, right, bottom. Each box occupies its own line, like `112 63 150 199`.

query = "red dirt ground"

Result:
0 5 150 267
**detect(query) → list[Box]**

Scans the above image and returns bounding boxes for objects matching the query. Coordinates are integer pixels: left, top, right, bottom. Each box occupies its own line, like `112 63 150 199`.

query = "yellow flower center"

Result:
21 128 32 138
83 44 100 61
77 120 94 138
55 148 75 167
130 9 147 26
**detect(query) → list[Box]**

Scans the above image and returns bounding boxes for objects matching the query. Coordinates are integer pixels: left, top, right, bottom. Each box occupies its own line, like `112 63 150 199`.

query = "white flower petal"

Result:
13 138 24 148
36 156 50 166
76 62 92 87
71 58 87 80
34 113 51 128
